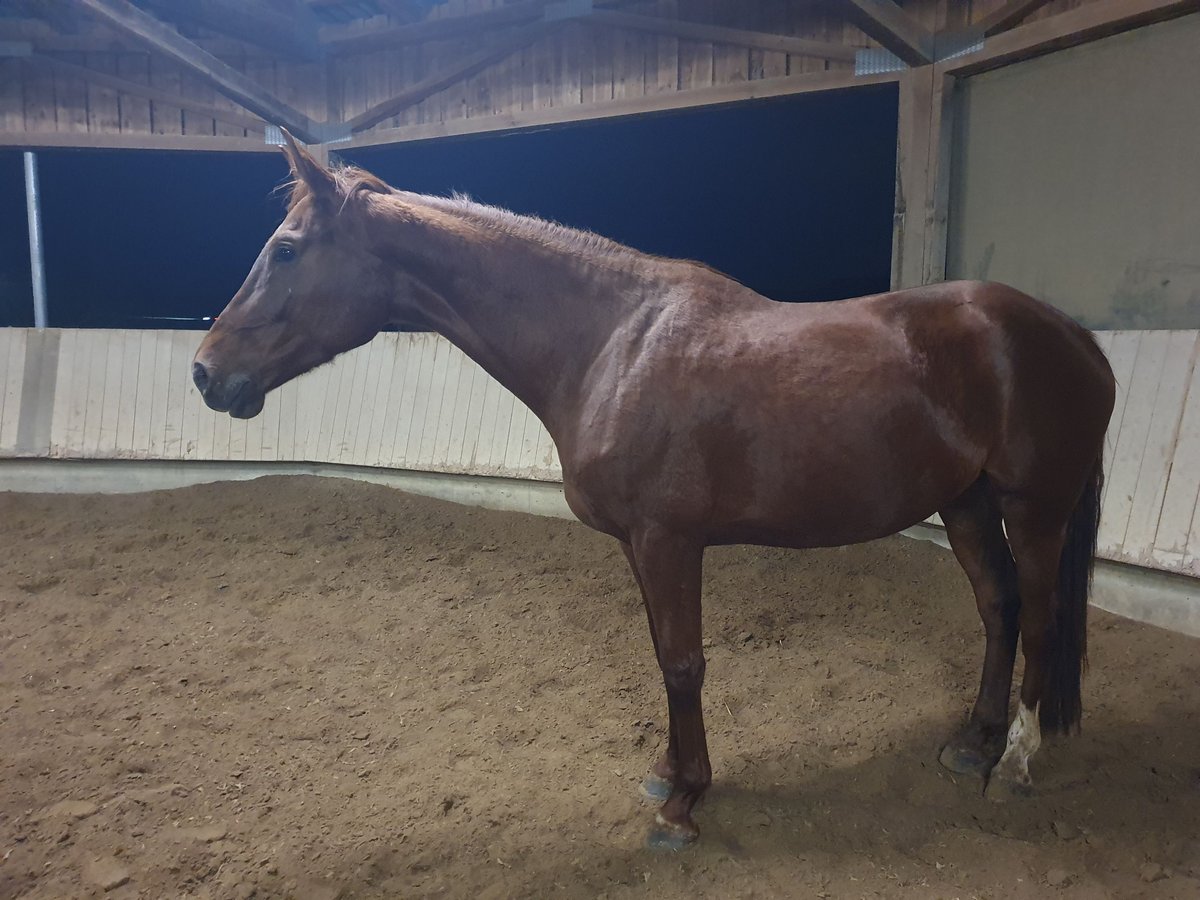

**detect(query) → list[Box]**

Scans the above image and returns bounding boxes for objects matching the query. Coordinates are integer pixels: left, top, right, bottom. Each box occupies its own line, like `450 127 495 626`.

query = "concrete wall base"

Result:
0 458 575 519
5 459 1198 638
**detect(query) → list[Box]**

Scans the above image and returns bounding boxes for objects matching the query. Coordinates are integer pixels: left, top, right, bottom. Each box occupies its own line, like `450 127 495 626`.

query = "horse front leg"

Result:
620 541 679 801
626 529 709 849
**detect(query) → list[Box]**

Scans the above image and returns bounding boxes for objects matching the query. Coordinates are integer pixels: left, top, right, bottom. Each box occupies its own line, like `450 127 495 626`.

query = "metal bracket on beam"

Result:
312 122 352 145
265 122 352 147
856 29 986 72
935 27 985 62
855 47 907 75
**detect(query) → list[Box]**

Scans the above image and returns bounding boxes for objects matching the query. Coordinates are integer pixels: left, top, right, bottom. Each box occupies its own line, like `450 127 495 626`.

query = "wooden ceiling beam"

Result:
837 0 934 65
138 0 323 60
346 23 554 133
585 11 860 62
66 0 320 142
22 52 267 133
974 0 1056 36
942 0 1200 75
346 68 901 150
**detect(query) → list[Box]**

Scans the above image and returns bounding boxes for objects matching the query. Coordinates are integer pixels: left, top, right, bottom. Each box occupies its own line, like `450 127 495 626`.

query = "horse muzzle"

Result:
192 362 265 419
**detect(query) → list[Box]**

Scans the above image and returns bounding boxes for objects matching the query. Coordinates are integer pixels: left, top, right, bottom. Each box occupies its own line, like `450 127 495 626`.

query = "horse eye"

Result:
273 244 296 263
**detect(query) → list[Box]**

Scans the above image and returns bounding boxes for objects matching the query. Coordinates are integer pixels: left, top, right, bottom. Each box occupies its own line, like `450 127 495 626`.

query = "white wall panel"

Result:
0 329 26 454
3 327 1199 578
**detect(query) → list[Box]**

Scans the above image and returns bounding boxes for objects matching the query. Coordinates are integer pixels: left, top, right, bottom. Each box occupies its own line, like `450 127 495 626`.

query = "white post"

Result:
23 151 48 329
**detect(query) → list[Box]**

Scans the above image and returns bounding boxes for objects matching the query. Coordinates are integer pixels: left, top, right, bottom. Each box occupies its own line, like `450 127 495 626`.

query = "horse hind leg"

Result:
985 477 1098 801
938 477 1021 778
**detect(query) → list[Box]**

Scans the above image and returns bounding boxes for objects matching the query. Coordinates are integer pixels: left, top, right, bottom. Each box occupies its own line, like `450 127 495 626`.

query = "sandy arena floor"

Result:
0 476 1197 899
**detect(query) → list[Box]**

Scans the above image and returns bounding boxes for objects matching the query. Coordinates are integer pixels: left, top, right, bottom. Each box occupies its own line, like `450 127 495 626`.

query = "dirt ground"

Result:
0 476 1197 900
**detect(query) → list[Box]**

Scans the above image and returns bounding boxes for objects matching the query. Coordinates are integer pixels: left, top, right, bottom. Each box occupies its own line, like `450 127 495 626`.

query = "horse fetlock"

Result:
647 813 699 852
984 704 1041 801
651 749 677 782
984 763 1034 802
639 772 673 803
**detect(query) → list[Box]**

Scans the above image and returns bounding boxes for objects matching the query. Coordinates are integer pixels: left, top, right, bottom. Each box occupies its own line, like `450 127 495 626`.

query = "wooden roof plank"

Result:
23 52 267 132
346 23 555 133
321 0 640 54
67 0 320 140
585 11 860 62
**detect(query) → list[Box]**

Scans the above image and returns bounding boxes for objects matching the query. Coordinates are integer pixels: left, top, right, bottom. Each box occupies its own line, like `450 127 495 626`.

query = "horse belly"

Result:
704 405 983 548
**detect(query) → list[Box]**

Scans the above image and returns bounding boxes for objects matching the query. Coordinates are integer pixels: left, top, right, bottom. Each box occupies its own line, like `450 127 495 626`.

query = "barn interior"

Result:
1 1 1199 897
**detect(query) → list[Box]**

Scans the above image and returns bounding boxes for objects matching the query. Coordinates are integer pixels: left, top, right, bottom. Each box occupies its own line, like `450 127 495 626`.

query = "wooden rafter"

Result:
837 0 934 65
346 23 555 133
585 11 859 62
66 0 320 141
139 0 323 61
942 0 1200 76
974 0 1056 36
22 52 266 133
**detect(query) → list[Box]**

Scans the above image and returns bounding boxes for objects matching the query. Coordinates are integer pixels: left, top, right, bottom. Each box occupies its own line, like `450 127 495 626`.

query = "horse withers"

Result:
193 132 1116 849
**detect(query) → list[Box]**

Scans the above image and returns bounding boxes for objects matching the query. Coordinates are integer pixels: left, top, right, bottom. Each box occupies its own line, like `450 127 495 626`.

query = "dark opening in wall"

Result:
345 83 899 306
0 82 897 329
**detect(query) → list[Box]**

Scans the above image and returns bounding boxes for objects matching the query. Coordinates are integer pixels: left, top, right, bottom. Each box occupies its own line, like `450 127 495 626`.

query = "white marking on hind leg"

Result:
993 702 1041 785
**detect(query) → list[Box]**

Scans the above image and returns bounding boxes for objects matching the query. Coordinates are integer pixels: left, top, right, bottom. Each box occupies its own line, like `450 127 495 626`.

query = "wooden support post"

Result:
891 66 955 289
922 71 955 286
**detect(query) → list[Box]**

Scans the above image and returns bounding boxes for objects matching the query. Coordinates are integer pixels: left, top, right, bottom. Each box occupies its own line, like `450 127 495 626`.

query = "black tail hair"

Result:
1040 458 1103 734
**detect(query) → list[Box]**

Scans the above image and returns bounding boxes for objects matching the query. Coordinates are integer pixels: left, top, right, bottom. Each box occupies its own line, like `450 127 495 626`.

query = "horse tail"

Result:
1040 456 1103 735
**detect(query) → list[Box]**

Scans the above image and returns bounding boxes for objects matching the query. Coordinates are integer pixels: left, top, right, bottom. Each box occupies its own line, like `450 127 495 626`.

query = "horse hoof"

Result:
939 742 995 778
984 773 1033 802
646 817 698 852
639 773 673 803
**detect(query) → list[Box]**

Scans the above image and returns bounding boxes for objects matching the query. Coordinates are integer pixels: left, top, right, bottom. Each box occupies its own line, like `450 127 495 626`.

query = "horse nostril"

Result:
192 361 209 393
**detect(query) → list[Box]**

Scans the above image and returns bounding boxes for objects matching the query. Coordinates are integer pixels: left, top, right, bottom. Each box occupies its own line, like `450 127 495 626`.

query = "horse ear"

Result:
279 128 338 206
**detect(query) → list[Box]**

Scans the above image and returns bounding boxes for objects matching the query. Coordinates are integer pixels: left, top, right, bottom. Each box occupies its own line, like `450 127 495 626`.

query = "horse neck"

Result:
372 195 662 435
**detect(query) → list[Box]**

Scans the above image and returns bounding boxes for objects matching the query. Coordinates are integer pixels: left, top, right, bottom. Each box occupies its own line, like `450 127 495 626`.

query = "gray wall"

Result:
948 14 1200 329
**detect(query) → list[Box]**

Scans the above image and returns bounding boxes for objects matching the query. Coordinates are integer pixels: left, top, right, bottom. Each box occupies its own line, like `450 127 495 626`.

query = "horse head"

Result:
192 131 396 418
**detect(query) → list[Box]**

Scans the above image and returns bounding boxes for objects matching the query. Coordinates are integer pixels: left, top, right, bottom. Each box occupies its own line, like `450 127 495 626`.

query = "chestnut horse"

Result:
193 133 1115 849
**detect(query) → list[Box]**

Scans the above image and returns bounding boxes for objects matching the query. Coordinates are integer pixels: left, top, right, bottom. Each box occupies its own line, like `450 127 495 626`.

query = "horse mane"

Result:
283 163 736 280
429 191 635 261
283 165 392 212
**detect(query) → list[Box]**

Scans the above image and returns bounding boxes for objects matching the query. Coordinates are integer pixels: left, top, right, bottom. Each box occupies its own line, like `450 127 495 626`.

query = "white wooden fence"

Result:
0 328 559 481
2 327 1199 580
